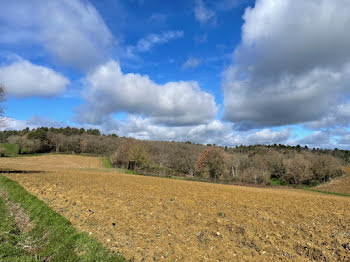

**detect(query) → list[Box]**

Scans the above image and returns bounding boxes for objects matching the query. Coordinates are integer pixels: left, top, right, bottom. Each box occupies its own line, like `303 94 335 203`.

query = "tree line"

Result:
0 127 348 186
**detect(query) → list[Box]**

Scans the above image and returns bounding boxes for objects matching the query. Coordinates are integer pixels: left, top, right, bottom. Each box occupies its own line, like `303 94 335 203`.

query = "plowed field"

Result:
1 155 350 261
0 154 103 171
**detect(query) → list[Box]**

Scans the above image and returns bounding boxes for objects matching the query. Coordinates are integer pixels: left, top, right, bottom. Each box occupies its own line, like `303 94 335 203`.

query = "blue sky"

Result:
1 0 350 148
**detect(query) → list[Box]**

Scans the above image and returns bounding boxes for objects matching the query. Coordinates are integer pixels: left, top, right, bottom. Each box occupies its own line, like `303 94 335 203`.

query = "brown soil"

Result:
1 155 350 261
0 154 103 171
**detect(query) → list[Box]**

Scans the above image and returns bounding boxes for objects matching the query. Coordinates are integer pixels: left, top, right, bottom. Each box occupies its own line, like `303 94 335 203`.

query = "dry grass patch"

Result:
314 169 350 195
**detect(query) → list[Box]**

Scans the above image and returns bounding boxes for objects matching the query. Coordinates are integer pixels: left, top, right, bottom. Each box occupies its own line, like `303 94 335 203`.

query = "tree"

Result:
111 139 150 170
283 154 312 184
129 142 150 169
195 147 229 180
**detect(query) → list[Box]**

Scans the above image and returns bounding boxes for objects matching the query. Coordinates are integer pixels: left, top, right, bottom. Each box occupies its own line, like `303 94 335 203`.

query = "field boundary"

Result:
0 175 127 261
302 187 350 198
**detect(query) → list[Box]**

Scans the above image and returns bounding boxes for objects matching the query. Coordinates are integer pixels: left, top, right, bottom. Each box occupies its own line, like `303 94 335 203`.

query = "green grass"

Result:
0 143 19 156
100 158 136 175
0 175 126 262
302 188 350 198
268 178 289 186
102 157 112 168
113 168 136 175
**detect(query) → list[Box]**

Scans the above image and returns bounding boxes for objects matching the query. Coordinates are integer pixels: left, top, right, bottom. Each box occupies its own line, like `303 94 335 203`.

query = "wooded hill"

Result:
1 127 349 186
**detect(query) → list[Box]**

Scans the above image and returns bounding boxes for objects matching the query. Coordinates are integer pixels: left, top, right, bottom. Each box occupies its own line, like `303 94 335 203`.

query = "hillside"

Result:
314 168 350 195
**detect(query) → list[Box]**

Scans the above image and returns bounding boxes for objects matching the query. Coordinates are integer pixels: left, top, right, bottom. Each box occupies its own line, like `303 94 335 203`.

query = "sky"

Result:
0 0 350 149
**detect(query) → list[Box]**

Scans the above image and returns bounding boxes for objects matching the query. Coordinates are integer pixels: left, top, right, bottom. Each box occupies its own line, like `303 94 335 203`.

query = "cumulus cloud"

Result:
116 115 290 146
223 0 350 130
116 116 235 144
0 116 65 131
1 114 291 147
182 57 202 69
0 59 69 97
194 0 216 24
127 31 184 54
76 60 217 126
0 0 113 70
0 118 28 131
245 129 290 145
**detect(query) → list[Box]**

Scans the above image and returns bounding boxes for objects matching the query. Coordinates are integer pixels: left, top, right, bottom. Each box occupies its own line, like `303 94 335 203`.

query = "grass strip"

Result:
0 175 126 262
302 187 350 198
102 157 112 168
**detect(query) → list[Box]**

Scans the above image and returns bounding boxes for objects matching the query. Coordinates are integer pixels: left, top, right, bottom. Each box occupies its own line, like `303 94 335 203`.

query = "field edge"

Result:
0 174 127 262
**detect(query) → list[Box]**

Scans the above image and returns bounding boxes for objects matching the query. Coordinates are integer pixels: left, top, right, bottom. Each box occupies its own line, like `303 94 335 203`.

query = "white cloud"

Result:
117 116 238 145
245 128 291 145
0 0 114 70
76 60 217 126
0 116 63 131
1 114 292 147
0 59 69 97
127 31 184 55
182 57 202 69
115 115 291 146
0 118 27 131
223 0 350 130
194 0 216 24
